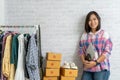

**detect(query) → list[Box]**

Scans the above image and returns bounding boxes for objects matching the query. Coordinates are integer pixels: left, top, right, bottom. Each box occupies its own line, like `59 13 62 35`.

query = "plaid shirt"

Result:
79 29 113 72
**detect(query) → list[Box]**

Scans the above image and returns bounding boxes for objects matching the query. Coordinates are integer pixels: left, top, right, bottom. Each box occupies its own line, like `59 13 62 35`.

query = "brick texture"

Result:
1 0 120 80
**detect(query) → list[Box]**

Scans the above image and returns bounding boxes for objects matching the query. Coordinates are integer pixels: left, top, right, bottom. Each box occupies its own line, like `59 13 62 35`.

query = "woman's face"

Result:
88 14 99 31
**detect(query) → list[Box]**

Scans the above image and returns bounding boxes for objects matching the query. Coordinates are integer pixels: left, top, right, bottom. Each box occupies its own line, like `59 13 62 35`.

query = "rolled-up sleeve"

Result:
79 41 84 55
79 33 86 56
103 38 113 59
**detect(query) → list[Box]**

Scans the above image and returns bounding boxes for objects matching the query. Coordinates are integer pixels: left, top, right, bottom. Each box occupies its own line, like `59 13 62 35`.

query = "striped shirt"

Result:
79 29 113 72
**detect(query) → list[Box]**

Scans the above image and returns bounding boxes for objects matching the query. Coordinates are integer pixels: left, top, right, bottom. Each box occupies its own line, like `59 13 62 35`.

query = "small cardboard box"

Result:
46 52 62 61
43 76 58 80
45 69 60 76
60 76 75 80
60 68 78 77
46 60 61 69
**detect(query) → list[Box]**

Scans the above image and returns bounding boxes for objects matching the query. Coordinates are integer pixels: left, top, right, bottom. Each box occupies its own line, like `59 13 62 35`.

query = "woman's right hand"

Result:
84 60 96 69
83 60 89 65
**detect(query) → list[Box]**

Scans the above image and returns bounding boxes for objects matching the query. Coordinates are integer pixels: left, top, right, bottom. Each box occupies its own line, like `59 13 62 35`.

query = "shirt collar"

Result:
89 29 102 35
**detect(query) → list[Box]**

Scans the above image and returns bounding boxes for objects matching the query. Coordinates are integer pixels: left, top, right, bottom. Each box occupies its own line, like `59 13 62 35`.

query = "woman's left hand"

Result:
84 61 96 69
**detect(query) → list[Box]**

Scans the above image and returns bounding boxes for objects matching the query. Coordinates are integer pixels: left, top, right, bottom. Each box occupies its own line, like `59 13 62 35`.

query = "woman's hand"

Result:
84 61 96 69
83 60 89 65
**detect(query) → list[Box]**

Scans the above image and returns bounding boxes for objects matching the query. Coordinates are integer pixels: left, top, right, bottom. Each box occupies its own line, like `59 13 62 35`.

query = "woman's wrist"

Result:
94 60 100 66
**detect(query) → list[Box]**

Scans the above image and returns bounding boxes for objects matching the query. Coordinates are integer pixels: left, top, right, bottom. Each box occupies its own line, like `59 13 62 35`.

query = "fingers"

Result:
83 60 90 64
84 61 96 69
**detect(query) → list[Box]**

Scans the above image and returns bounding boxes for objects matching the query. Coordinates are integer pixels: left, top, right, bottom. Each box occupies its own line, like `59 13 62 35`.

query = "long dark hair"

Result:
85 11 101 33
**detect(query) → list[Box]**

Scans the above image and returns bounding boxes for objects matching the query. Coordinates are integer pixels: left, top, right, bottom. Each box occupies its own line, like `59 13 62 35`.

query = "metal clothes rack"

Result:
36 25 43 80
0 26 36 34
0 25 43 80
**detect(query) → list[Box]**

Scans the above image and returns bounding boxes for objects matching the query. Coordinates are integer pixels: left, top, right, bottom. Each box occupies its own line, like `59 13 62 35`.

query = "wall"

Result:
3 0 120 80
0 0 4 24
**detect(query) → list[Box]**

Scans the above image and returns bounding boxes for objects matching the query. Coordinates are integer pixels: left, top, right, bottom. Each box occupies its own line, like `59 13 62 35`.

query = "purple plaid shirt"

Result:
79 29 113 72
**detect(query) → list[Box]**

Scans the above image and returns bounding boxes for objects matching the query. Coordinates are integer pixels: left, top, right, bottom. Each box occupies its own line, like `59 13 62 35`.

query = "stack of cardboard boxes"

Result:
43 52 62 80
60 67 78 80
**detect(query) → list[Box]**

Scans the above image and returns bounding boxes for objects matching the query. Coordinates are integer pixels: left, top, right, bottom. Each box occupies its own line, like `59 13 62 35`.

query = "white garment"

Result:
14 34 25 80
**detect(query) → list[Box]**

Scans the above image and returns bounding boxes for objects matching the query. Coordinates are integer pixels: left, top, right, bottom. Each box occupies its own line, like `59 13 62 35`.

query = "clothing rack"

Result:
0 25 43 80
36 25 43 80
0 25 38 35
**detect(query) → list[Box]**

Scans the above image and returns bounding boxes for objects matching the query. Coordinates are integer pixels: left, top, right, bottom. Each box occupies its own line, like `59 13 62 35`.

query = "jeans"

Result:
81 70 110 80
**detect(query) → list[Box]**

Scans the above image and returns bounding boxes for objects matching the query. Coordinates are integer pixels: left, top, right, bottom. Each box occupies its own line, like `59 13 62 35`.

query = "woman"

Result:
79 11 113 80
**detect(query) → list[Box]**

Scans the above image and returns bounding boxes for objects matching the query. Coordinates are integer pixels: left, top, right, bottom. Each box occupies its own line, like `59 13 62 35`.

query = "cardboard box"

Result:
45 69 60 76
46 52 62 61
46 60 61 69
43 76 58 80
60 76 75 80
60 68 78 77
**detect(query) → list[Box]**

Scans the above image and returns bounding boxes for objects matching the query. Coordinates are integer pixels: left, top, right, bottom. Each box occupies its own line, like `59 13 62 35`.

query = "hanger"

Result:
33 25 39 34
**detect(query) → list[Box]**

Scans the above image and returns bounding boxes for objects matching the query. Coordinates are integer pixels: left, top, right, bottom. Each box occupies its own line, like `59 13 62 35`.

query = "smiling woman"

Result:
79 11 113 80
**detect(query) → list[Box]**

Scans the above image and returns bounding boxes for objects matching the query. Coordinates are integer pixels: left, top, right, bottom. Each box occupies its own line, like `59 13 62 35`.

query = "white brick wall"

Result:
0 0 4 24
2 0 120 80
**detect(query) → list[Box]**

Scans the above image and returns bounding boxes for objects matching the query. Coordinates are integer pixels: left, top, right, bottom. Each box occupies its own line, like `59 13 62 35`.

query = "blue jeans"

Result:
81 70 110 80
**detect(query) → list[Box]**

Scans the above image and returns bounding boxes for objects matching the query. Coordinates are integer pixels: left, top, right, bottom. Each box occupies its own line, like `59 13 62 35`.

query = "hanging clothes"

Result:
0 31 4 79
24 34 30 79
9 34 19 80
1 31 13 80
10 34 19 69
26 34 40 80
2 35 12 78
0 26 42 80
14 34 25 80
